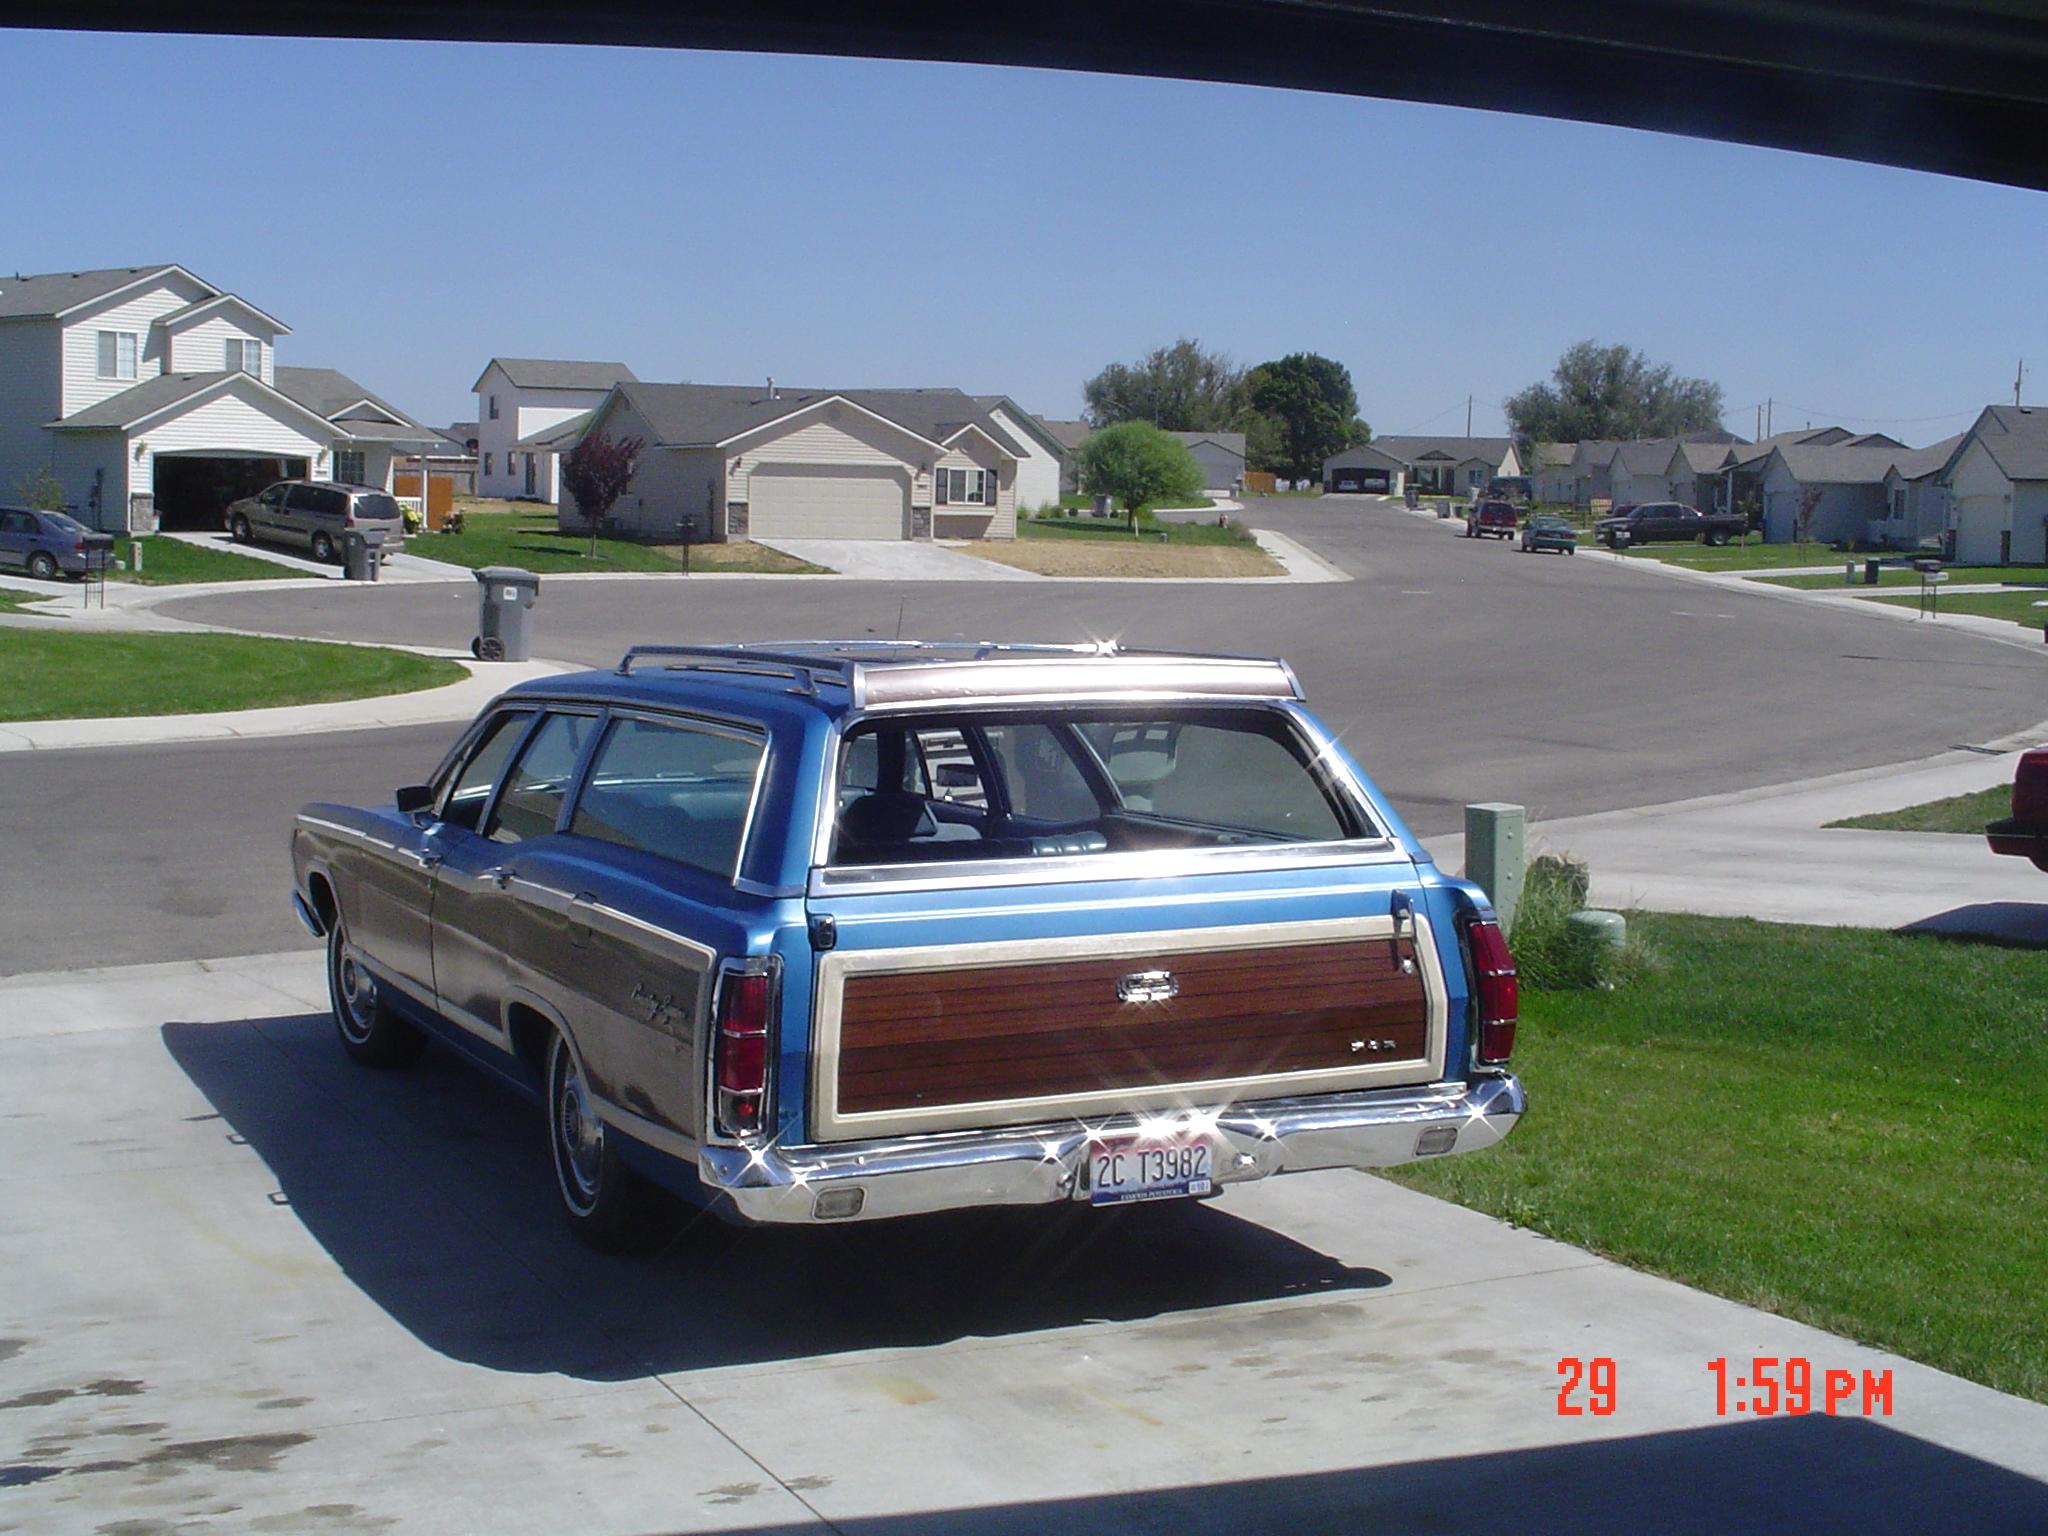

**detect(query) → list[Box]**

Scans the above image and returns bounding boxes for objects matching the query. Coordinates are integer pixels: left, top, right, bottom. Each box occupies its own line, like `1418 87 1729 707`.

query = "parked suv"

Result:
226 480 405 564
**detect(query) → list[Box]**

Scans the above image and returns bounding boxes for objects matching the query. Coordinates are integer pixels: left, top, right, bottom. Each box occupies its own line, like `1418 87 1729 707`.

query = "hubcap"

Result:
335 940 376 1041
554 1046 605 1209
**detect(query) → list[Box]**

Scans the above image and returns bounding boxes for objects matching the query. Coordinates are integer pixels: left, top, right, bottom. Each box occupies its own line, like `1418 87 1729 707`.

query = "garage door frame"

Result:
748 464 912 541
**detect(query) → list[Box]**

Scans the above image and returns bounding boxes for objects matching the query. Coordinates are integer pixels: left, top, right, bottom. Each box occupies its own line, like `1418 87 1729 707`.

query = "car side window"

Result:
485 711 596 845
569 716 767 878
260 485 287 509
981 722 1101 823
439 710 533 832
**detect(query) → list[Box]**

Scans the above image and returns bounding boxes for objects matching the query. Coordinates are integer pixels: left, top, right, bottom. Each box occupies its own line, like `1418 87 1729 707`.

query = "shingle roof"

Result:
1036 417 1092 452
1887 433 1965 481
1322 442 1406 471
1168 430 1247 458
1531 443 1576 468
606 383 1024 456
517 412 593 451
970 396 1070 457
477 358 638 392
48 372 234 428
1613 440 1682 475
0 264 189 320
1371 435 1514 467
1961 404 2048 480
1680 441 1739 473
275 367 436 446
1770 442 1909 485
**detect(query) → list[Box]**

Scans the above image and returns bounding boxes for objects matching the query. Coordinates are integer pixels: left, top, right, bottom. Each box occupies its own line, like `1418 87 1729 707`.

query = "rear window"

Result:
354 494 401 521
39 511 88 534
830 707 1365 867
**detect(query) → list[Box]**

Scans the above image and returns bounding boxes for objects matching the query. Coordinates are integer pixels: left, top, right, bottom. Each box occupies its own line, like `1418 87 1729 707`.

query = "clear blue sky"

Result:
9 28 2047 441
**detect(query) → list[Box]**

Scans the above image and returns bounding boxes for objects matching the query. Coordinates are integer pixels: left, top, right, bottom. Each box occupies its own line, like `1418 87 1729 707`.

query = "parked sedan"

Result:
1519 515 1578 555
1986 749 2048 872
0 506 114 579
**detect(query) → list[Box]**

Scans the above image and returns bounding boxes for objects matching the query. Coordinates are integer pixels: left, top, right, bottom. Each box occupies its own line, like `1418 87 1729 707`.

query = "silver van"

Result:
226 480 406 564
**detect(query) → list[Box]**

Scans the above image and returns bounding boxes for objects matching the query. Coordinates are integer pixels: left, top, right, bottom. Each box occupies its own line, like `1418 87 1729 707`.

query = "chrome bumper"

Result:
695 1075 1525 1225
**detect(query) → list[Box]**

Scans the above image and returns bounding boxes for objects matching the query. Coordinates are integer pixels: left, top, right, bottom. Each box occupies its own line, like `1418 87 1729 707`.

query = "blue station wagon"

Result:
291 641 1525 1248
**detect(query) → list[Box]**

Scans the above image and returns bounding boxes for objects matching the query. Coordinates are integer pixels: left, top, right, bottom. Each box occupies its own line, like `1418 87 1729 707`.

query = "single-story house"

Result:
1608 440 1689 507
972 396 1068 513
1167 431 1247 496
1879 435 1962 549
1321 442 1408 494
0 263 437 531
475 357 637 502
1039 418 1091 495
1752 441 1905 544
1528 443 1577 503
1938 405 2048 565
555 382 1027 542
1369 436 1521 495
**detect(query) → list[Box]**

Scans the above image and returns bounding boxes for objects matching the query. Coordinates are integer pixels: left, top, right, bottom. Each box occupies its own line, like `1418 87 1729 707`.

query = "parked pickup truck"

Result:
1986 748 2048 872
291 641 1524 1247
1593 501 1747 548
1464 499 1519 539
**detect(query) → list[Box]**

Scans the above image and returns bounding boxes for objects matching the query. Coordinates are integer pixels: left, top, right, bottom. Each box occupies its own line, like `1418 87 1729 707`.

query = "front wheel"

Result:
27 552 58 581
1704 529 1729 546
327 917 426 1068
311 530 336 563
547 1032 646 1250
231 514 252 543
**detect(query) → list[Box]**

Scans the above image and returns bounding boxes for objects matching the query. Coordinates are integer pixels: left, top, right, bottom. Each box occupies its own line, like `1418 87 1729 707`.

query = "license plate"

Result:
1087 1138 1213 1206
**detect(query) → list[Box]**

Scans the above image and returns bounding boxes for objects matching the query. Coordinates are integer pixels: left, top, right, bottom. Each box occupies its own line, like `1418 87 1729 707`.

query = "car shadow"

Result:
1899 901 2048 948
674 1417 2048 1536
161 1014 1391 1381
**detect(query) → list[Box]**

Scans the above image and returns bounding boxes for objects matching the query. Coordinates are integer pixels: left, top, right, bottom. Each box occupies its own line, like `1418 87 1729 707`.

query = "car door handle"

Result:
485 865 515 890
416 849 444 869
568 890 598 947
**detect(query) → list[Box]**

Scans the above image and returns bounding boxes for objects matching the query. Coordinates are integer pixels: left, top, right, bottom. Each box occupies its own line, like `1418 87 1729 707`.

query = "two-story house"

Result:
0 263 436 531
473 358 638 502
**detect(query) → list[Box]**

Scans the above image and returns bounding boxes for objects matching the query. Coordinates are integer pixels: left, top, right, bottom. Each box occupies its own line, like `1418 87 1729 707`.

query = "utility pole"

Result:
2015 358 2026 407
1766 398 1773 437
1466 395 1473 436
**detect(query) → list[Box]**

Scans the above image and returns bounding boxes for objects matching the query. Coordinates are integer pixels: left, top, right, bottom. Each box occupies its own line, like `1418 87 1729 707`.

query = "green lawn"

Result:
1617 540 1836 571
1387 913 2048 1402
415 506 826 575
103 535 316 586
1756 565 2048 591
1866 589 2048 628
1021 512 1257 547
1826 784 2011 833
0 632 466 722
0 589 57 614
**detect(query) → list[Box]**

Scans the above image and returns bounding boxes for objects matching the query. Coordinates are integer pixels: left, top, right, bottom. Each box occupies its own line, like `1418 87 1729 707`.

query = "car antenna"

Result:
894 595 906 640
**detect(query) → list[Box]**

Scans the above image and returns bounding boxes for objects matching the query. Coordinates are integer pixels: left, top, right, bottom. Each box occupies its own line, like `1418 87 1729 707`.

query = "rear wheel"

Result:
1704 529 1729 546
231 514 252 543
27 552 58 581
547 1032 645 1250
311 530 336 563
327 916 426 1068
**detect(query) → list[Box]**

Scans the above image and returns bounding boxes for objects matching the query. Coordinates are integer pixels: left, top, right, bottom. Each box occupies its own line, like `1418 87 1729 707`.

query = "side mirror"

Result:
395 784 435 816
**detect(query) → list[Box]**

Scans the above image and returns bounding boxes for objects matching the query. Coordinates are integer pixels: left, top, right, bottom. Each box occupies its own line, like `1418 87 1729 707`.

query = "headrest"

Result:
839 791 937 847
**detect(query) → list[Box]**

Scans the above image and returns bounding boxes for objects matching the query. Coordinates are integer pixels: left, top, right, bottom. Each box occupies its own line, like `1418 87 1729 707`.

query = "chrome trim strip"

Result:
808 913 1448 1141
808 840 1410 898
698 1075 1524 1225
297 815 364 840
290 891 326 938
595 1094 701 1162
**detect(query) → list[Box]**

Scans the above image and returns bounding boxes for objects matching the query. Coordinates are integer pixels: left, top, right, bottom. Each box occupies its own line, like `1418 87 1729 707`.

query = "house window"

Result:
1890 488 1906 519
483 452 494 476
334 449 366 485
488 395 500 420
225 338 261 375
95 331 137 380
936 468 993 506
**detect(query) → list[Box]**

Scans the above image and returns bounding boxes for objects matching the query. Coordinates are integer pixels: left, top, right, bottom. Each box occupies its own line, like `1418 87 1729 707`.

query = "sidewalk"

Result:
1420 725 2048 938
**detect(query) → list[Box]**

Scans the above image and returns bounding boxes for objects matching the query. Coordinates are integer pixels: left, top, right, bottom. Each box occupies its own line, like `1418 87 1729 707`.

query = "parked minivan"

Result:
226 480 405 564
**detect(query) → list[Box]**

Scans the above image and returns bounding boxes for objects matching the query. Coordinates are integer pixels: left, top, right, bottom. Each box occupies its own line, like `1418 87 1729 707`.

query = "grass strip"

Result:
1826 784 2011 833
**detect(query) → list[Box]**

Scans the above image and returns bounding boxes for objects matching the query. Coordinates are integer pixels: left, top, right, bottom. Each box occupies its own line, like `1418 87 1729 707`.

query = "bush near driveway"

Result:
1388 913 2048 1403
0 632 465 722
415 504 826 576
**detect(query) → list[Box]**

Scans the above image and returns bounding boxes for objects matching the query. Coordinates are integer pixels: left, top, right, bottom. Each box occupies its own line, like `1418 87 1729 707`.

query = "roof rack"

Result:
613 641 1303 708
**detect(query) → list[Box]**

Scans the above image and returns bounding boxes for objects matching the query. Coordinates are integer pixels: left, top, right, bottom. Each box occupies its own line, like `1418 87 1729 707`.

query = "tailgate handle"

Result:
1390 896 1418 974
568 890 597 948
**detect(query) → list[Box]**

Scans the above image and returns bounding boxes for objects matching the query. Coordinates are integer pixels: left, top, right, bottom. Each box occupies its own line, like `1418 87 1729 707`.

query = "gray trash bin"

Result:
343 530 374 582
472 566 540 662
362 526 389 582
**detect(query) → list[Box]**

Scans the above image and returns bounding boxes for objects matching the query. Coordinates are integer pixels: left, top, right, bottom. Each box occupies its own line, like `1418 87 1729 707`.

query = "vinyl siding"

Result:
130 386 333 515
167 315 277 384
932 435 1016 539
58 272 213 417
475 372 612 501
559 395 725 540
0 321 60 498
987 405 1062 513
47 431 131 529
729 409 936 540
1758 456 1888 544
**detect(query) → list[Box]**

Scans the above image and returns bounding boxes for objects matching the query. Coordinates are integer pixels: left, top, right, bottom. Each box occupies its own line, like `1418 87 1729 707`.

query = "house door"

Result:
524 455 536 496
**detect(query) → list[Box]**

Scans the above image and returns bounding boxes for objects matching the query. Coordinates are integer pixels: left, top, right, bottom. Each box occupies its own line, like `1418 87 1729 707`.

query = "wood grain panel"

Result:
836 939 1428 1114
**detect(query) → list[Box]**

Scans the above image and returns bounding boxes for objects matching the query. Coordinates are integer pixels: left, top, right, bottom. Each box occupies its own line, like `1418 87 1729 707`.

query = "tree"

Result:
1083 339 1246 432
15 468 64 513
560 431 644 557
1076 421 1204 532
1793 485 1824 556
1504 340 1724 449
1243 353 1368 482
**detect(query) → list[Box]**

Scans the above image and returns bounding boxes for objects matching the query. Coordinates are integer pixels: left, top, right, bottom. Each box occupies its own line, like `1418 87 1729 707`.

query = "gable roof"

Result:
275 367 414 425
1530 443 1576 468
1766 441 1909 485
517 411 594 451
49 370 340 439
1679 441 1739 473
157 291 291 336
1886 433 1965 482
1322 442 1406 471
0 264 207 321
1613 440 1684 476
1949 404 2048 481
1371 435 1515 468
970 396 1070 458
1166 430 1247 459
474 357 638 393
601 383 1023 456
1036 417 1092 452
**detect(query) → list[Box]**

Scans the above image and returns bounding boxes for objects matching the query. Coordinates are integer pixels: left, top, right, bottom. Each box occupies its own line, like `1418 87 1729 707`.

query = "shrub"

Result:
402 505 423 534
444 508 466 535
1507 852 1652 991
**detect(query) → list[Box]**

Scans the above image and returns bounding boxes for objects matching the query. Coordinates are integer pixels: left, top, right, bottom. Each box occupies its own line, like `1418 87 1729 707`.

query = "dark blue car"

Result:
0 506 113 579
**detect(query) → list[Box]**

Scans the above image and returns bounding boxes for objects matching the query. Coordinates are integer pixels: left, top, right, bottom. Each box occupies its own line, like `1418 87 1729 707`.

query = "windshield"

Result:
832 706 1367 865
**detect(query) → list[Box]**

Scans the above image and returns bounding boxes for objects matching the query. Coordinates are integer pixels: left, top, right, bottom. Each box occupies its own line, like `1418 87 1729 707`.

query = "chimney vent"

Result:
767 376 777 401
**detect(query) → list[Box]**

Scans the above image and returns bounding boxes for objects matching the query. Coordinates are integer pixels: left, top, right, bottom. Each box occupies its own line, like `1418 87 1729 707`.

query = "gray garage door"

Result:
748 465 909 540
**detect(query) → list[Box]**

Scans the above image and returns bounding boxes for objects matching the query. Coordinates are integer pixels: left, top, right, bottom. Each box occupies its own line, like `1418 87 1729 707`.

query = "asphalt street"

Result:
11 496 2048 973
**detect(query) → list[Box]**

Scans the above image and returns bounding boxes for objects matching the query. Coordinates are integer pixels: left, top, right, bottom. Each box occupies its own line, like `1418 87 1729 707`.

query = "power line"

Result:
1730 400 1980 428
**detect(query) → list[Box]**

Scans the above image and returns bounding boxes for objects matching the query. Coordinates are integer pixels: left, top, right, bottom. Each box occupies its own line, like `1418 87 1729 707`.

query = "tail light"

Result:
2015 750 2048 825
713 967 774 1138
1465 916 1518 1065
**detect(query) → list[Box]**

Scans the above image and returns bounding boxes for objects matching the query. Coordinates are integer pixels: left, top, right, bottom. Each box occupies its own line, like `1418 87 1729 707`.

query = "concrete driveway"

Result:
749 537 1046 580
2 952 2045 1534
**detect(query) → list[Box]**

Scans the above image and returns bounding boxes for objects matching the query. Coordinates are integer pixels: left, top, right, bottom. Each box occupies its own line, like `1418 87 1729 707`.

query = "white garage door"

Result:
749 465 909 540
1952 495 2006 565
